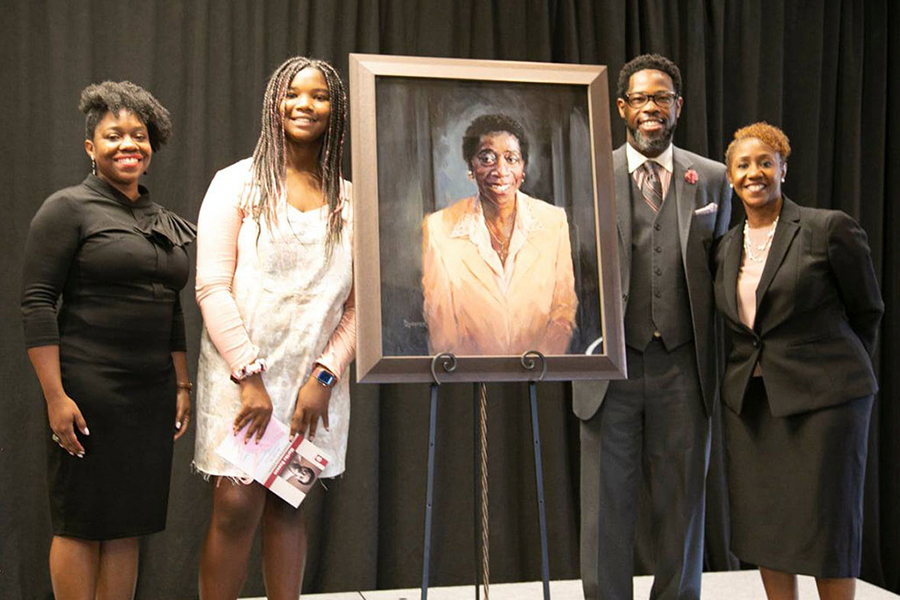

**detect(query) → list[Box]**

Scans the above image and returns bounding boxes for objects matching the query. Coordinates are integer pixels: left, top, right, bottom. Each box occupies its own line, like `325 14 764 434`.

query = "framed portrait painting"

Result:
350 53 624 383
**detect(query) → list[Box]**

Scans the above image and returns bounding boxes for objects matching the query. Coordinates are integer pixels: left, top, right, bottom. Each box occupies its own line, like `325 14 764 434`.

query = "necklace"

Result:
485 209 516 263
486 222 510 262
743 215 779 263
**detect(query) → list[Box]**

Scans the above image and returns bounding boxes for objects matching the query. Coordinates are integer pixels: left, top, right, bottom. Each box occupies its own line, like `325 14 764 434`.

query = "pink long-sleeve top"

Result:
194 163 356 380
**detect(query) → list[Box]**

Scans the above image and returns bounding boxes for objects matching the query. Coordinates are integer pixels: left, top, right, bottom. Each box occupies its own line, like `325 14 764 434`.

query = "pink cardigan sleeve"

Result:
315 282 356 380
315 186 356 380
194 166 259 373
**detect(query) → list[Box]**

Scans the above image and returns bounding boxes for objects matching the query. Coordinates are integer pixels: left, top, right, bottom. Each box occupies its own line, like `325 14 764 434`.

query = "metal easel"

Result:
420 351 552 600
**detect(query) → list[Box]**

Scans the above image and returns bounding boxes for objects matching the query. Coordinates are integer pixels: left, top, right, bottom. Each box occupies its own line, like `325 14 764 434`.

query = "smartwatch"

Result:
315 367 337 388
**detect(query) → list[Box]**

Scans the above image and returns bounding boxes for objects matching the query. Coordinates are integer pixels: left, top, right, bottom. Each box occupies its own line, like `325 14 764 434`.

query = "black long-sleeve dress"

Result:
21 174 195 540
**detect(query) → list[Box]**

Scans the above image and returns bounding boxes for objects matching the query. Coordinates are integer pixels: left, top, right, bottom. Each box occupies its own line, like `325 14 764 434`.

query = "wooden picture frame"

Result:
350 53 625 383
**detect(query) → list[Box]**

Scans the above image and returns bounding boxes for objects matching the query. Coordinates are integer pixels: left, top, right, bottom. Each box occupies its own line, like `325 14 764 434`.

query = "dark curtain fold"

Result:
1 1 896 598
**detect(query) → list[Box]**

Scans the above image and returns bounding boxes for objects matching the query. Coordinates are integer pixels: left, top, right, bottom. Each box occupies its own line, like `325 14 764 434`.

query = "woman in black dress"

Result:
21 81 195 600
713 122 883 600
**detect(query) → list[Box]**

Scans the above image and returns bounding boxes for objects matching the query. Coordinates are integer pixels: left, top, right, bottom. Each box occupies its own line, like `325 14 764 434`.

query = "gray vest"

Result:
623 175 694 351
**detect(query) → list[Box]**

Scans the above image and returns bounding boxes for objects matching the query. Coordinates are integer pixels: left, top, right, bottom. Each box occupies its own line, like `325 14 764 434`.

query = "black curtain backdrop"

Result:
1 1 897 599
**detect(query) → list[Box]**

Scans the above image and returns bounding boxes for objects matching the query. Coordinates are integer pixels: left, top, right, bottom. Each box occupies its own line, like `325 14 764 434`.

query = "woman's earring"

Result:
467 170 473 180
91 159 96 176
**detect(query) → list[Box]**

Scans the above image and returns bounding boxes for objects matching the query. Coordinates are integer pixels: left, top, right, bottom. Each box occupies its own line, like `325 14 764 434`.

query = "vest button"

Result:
654 291 662 298
655 268 662 276
654 246 662 253
623 294 629 303
654 223 661 231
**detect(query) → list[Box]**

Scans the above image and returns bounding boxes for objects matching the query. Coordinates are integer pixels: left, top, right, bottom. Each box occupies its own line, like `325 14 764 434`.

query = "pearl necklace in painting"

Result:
743 215 779 263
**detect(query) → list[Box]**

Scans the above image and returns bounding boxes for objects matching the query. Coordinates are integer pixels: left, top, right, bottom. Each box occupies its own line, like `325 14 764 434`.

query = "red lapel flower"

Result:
684 169 699 185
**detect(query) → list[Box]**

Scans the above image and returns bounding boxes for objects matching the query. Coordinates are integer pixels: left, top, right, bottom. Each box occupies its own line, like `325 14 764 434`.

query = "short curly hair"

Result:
79 81 173 150
725 122 791 167
462 114 529 166
617 54 683 99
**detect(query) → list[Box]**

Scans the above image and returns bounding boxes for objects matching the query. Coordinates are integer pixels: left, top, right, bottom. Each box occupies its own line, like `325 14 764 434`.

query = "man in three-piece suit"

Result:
574 54 732 600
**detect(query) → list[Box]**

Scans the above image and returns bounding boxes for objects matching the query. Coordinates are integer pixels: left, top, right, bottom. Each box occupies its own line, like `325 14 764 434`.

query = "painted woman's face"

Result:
281 67 331 145
470 131 525 206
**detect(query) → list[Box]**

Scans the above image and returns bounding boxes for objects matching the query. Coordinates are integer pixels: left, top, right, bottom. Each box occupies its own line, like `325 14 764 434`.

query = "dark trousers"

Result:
581 340 710 600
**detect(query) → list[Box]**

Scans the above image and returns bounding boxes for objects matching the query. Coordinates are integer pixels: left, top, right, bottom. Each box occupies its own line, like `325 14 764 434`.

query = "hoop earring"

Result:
91 159 96 176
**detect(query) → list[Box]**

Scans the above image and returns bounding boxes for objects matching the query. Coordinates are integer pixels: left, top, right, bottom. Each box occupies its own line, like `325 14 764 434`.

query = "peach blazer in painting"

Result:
421 192 577 355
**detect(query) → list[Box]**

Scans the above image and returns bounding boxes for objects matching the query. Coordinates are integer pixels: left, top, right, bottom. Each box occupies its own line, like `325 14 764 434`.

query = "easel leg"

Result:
473 383 482 600
421 382 439 600
529 381 551 600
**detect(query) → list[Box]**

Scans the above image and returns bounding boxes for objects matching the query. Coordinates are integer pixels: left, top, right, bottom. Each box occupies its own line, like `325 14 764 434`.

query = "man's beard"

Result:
629 121 677 156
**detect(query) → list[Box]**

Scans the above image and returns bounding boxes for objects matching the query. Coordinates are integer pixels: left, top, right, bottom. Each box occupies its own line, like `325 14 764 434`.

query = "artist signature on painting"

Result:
403 319 427 329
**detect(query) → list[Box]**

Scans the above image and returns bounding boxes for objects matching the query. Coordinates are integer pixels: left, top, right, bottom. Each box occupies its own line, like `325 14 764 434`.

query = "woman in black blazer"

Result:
713 122 883 600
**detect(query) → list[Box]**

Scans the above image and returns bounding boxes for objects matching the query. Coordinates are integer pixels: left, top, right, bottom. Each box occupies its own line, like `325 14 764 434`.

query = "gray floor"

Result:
247 571 899 599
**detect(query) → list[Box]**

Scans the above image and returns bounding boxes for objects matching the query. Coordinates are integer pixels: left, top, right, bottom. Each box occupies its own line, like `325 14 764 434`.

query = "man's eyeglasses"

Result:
623 92 680 108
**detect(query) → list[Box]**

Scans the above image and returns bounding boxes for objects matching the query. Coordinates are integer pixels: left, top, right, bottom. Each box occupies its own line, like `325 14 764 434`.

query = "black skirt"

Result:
49 297 178 540
724 378 873 578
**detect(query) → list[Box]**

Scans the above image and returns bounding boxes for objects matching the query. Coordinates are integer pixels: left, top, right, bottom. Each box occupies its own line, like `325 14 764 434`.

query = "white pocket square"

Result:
693 203 718 216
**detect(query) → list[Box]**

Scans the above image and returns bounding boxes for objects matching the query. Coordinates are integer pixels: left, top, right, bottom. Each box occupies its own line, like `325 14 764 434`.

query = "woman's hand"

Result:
233 374 273 443
290 376 331 441
27 346 89 457
47 394 89 457
173 388 191 441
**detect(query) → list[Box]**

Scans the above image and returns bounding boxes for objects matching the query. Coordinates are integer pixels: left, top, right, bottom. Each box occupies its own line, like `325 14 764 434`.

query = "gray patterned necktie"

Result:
640 161 663 212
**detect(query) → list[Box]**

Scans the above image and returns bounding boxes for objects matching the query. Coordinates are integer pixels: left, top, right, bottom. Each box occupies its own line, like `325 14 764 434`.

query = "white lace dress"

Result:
192 159 353 479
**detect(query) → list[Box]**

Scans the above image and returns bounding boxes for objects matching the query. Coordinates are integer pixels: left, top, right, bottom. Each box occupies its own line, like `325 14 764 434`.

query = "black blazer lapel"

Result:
755 197 801 307
721 229 743 324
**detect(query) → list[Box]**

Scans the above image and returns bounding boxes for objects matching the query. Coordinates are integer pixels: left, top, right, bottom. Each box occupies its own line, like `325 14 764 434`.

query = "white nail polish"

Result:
176 421 182 430
83 427 90 435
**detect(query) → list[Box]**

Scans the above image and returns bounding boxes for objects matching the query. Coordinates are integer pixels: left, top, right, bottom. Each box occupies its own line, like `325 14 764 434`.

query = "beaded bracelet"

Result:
230 358 268 384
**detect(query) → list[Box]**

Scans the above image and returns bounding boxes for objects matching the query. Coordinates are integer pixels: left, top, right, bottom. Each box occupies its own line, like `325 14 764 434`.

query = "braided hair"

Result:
246 57 348 249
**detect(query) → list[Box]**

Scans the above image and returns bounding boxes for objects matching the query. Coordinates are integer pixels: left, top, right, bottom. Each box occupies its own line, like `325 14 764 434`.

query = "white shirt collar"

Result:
626 142 674 174
448 193 543 288
448 192 543 241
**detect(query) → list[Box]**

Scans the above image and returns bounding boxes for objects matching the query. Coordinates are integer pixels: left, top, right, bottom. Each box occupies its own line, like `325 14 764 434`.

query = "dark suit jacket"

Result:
713 197 883 417
573 144 732 420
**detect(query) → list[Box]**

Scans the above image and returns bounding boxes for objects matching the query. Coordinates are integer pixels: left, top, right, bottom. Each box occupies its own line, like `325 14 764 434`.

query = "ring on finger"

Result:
51 433 60 443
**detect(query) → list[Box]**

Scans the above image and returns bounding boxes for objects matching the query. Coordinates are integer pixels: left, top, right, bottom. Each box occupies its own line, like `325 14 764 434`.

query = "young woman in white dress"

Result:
192 57 355 600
